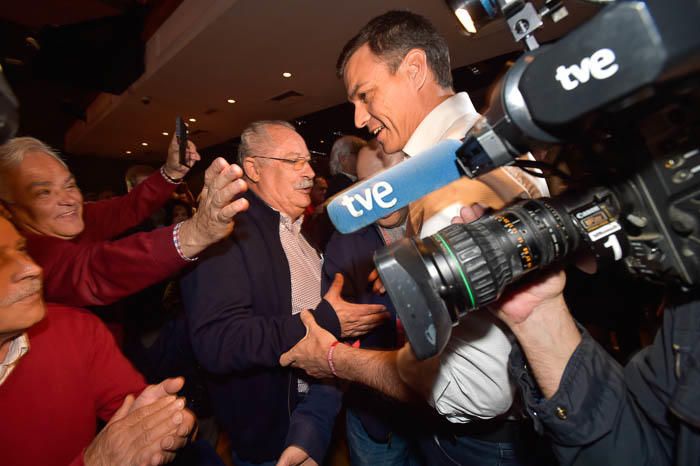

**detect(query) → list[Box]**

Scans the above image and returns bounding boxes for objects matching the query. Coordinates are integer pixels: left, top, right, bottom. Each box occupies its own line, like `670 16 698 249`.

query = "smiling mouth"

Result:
56 210 77 219
371 125 385 136
14 286 42 305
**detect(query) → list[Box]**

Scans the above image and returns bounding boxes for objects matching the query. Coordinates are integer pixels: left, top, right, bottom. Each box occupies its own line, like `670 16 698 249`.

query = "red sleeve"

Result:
82 170 177 241
78 308 147 421
28 226 186 307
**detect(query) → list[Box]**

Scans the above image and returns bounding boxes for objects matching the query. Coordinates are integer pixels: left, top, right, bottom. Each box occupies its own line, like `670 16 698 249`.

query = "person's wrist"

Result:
161 164 184 183
509 294 581 365
508 294 570 338
177 219 208 258
327 341 342 377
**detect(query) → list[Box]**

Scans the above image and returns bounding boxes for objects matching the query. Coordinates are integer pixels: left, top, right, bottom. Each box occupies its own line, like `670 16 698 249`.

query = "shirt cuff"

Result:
173 221 198 262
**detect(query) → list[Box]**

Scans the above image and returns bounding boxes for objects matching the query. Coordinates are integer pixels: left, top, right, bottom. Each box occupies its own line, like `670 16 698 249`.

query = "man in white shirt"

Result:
282 10 548 465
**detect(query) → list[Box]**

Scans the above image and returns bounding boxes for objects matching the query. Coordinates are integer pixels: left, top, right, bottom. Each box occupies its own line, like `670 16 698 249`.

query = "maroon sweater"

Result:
0 304 146 466
25 170 186 307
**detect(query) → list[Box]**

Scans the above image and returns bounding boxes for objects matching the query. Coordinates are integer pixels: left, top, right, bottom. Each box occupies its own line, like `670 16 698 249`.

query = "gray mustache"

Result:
295 179 314 189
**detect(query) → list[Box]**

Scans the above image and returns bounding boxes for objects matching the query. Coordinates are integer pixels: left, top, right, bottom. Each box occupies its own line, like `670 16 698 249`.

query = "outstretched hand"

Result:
178 158 249 257
324 273 389 338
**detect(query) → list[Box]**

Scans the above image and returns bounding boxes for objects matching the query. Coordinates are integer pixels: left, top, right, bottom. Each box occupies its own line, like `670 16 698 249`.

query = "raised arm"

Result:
83 136 200 240
29 158 248 307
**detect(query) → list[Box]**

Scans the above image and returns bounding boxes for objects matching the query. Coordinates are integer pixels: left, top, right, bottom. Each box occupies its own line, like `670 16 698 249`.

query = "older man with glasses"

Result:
180 120 389 466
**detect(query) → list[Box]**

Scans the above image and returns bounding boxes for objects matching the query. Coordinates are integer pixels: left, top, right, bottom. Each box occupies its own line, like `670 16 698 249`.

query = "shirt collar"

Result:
0 333 29 386
279 213 303 234
403 92 477 157
339 171 357 182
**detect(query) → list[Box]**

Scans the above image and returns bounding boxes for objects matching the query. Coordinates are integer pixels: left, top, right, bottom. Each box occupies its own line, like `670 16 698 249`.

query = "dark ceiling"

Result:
1 0 181 148
1 0 599 195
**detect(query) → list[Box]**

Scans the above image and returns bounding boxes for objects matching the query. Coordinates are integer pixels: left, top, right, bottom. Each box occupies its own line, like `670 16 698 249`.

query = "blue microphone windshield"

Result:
327 139 463 233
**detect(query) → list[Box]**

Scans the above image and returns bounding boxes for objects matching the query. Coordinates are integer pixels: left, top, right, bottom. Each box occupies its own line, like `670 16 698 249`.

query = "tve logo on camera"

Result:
555 48 619 91
340 181 397 217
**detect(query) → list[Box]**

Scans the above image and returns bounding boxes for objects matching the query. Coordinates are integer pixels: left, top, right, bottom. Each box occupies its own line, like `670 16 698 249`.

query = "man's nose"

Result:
354 104 370 129
302 160 315 178
57 188 78 205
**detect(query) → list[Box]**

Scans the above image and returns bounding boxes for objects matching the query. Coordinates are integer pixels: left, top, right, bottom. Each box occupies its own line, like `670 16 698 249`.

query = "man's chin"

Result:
12 294 47 328
54 223 85 240
377 137 401 155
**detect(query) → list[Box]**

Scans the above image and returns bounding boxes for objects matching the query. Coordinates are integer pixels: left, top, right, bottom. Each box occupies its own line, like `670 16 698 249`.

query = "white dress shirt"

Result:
402 92 547 423
404 92 549 238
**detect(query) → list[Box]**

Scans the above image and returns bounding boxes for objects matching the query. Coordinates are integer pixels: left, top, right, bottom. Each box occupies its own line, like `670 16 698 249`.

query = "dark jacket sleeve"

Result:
285 380 343 463
321 231 362 299
82 169 177 241
29 226 185 307
180 238 341 374
511 322 677 466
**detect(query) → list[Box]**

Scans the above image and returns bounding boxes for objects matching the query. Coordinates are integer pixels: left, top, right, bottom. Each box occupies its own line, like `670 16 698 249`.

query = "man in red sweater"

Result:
0 216 196 466
0 136 249 307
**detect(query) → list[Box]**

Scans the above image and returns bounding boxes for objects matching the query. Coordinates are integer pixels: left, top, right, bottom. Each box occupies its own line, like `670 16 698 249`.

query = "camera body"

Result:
375 0 700 359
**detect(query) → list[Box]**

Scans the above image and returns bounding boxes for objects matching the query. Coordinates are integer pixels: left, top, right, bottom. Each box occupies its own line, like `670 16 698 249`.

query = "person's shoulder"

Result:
44 303 108 336
327 225 374 247
24 231 62 247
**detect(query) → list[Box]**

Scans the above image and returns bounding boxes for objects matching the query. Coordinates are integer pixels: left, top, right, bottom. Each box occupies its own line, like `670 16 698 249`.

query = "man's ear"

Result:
243 157 261 183
402 48 429 90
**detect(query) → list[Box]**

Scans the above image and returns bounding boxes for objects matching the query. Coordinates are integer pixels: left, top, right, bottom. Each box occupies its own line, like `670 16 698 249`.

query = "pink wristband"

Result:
327 341 342 377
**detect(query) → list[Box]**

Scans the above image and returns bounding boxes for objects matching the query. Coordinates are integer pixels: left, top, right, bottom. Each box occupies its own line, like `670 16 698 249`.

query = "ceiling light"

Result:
188 118 196 122
125 150 132 155
282 72 292 78
141 142 148 147
445 0 500 35
162 131 169 136
227 99 236 104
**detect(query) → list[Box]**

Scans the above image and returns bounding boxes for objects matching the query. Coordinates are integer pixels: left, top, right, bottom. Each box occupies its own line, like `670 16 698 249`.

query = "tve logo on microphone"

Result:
339 181 397 217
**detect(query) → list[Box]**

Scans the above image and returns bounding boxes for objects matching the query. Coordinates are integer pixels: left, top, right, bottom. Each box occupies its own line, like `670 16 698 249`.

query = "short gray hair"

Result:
237 120 295 167
0 137 67 201
329 135 366 175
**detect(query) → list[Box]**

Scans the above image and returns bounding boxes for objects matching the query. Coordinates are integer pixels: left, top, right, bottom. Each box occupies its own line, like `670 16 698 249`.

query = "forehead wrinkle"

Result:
27 180 51 190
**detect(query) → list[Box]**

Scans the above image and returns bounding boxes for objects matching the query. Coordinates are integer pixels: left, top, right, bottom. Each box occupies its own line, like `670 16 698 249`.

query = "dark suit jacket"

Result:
180 191 342 463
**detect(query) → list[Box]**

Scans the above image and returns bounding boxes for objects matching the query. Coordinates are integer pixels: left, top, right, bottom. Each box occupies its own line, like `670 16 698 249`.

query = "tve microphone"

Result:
327 139 463 233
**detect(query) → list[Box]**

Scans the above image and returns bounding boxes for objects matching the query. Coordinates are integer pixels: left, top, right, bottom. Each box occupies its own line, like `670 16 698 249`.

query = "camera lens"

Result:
375 189 625 359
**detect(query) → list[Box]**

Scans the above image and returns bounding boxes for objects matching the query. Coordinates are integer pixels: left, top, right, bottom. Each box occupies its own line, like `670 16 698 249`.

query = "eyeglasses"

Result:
253 155 311 171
